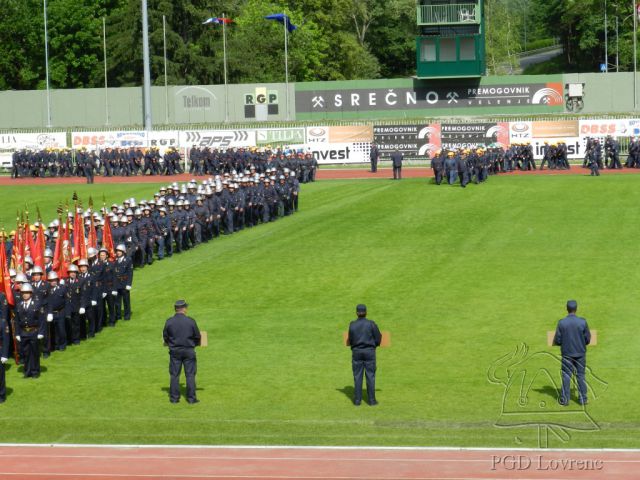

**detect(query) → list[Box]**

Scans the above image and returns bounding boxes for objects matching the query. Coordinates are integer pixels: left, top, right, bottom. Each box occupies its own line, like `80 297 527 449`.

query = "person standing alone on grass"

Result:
163 300 201 404
391 149 403 180
370 143 380 173
348 304 381 406
553 300 591 406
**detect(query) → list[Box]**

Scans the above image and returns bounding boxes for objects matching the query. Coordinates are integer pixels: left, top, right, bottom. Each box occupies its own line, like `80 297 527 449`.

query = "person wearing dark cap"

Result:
553 300 591 406
163 300 201 404
347 304 382 406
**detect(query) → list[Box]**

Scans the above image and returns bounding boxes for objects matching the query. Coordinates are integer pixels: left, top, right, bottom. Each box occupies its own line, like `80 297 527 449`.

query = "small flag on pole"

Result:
203 17 233 25
265 13 297 32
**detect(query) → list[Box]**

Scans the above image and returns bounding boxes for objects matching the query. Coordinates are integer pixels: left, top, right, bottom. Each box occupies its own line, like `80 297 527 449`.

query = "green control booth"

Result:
416 0 486 78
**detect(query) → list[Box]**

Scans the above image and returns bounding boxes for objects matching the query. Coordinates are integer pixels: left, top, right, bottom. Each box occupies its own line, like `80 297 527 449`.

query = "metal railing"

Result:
417 3 479 25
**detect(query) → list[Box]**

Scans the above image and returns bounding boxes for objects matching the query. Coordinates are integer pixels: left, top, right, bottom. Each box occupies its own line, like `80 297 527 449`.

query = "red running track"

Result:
1 167 640 186
0 445 638 479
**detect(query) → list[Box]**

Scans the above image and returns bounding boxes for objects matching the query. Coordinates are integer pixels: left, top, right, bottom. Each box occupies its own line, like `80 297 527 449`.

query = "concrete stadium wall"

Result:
0 73 636 129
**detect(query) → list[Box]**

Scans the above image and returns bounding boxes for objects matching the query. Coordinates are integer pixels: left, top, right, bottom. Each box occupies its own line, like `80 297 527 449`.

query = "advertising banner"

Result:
578 119 639 137
439 123 509 150
305 125 373 144
373 125 420 155
290 142 370 164
532 120 579 138
508 121 533 142
147 131 180 153
0 132 67 151
72 131 146 150
0 132 68 168
256 128 305 146
179 129 256 149
530 137 586 160
296 82 564 113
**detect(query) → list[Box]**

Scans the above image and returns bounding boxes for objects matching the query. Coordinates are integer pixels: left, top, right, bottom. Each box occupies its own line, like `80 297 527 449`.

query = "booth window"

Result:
460 37 476 60
420 39 437 62
440 38 456 61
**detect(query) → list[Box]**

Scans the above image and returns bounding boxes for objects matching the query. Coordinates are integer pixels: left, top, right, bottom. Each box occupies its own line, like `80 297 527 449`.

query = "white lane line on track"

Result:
0 474 586 480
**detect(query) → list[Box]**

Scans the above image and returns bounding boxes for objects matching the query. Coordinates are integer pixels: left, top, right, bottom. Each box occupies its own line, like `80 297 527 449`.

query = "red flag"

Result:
0 238 14 306
102 216 115 260
52 219 63 272
33 223 46 269
72 209 87 262
57 217 73 278
25 220 36 267
87 216 98 250
11 220 24 272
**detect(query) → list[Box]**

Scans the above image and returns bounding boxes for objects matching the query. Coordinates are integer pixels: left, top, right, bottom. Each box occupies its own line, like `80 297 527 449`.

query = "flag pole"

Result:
284 17 290 121
223 13 229 123
43 0 52 128
163 14 169 124
103 17 110 125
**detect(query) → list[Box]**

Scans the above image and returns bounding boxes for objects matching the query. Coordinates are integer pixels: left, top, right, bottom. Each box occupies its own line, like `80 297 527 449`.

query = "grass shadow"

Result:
533 385 560 400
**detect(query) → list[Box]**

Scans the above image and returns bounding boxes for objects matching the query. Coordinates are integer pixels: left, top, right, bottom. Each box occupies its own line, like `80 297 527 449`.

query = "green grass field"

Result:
0 176 639 449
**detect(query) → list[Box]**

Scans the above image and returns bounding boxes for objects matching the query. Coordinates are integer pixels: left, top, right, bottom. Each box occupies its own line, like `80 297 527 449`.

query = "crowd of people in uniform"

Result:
0 168 303 400
428 142 571 187
10 147 319 185
426 137 640 185
583 136 623 176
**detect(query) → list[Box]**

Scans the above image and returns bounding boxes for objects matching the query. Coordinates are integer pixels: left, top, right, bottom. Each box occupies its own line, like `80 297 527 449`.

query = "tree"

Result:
0 0 46 90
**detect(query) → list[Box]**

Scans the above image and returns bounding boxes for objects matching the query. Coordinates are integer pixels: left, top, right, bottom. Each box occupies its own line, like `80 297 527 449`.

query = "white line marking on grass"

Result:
2 444 640 453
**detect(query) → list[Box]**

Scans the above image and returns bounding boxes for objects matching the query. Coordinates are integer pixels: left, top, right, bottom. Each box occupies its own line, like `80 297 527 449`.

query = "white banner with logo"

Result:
0 132 68 168
290 142 370 164
179 129 256 148
255 128 305 146
578 119 640 138
147 131 180 154
508 122 533 142
72 131 147 150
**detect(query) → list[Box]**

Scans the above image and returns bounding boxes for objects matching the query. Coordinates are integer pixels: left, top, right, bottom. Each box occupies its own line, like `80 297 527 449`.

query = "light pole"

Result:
43 0 52 127
103 17 110 125
141 0 153 130
604 0 608 73
631 0 638 110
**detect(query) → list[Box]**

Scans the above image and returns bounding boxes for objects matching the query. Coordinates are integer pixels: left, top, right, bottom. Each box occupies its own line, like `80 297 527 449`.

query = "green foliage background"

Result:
0 0 592 90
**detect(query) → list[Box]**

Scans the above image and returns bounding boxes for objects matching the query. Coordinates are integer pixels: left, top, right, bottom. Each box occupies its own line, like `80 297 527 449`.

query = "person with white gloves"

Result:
46 271 69 351
78 259 96 339
113 245 134 321
64 264 83 345
1 290 10 402
14 283 45 379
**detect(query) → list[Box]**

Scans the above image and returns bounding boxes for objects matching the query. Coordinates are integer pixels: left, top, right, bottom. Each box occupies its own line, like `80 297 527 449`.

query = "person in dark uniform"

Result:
46 271 68 351
113 245 133 321
0 291 9 402
14 283 45 378
390 149 403 180
162 299 201 404
431 152 444 185
347 304 381 406
369 143 380 173
553 300 591 406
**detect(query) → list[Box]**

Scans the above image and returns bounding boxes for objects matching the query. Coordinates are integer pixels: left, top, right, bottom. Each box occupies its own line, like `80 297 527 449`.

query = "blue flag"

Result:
265 13 297 33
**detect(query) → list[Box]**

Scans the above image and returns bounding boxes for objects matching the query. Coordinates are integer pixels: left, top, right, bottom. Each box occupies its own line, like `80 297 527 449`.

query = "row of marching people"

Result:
1 244 133 385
